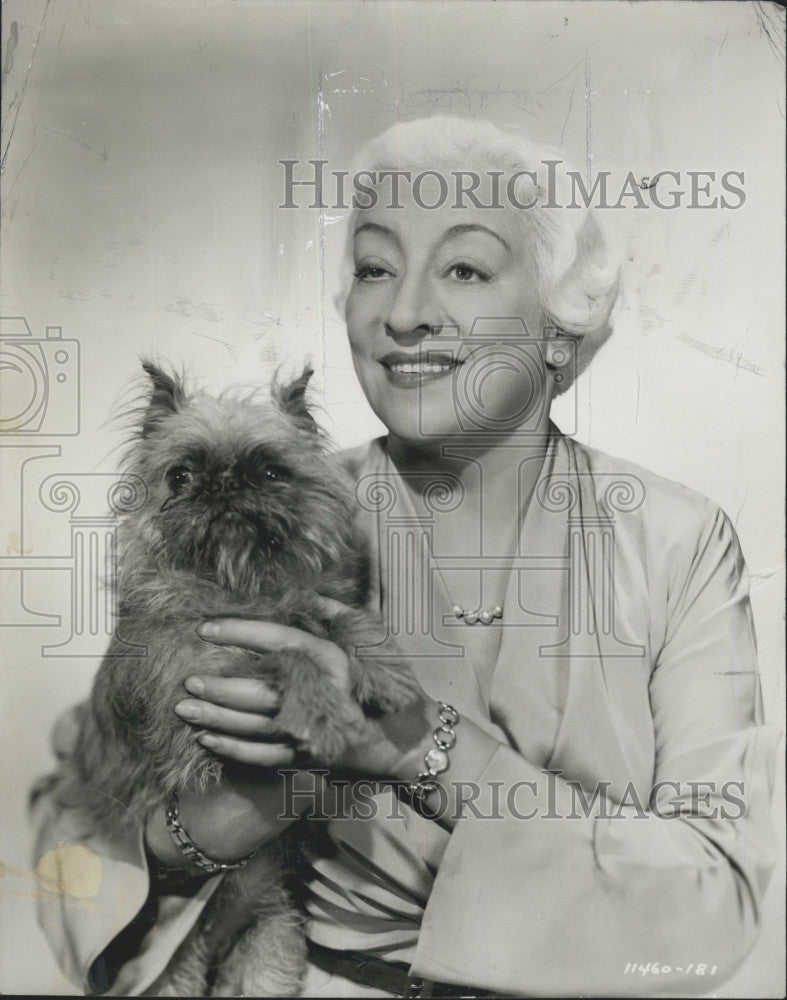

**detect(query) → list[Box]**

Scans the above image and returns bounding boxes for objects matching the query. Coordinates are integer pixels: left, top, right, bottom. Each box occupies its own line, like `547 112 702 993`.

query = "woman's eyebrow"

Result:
441 224 511 251
353 222 400 244
352 220 509 251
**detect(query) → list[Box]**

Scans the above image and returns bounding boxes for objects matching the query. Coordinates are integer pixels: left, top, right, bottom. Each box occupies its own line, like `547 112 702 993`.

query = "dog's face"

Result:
122 362 354 595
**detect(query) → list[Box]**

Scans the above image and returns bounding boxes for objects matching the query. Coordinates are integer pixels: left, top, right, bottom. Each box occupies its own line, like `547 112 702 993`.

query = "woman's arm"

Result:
30 703 314 995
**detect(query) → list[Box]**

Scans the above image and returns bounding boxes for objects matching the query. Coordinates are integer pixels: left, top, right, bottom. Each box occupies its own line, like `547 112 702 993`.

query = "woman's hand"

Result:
169 600 501 835
151 612 376 871
176 602 437 781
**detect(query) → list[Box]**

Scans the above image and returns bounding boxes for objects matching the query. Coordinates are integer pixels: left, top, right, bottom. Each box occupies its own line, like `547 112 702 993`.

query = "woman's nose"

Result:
384 272 438 343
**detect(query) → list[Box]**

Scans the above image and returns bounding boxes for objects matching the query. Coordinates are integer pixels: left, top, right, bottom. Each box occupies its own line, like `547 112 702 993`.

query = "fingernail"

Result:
184 676 205 695
198 733 218 747
197 622 219 638
175 699 201 720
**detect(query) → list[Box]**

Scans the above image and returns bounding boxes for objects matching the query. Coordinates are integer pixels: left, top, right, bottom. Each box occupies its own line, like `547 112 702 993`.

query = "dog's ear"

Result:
272 364 318 433
140 359 186 437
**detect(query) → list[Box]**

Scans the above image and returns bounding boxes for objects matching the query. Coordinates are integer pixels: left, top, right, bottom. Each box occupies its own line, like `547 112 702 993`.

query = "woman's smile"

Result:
345 195 553 443
379 350 463 388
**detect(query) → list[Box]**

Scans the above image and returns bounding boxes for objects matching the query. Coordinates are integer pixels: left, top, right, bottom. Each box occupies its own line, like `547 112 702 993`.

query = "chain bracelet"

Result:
165 790 256 875
404 702 459 812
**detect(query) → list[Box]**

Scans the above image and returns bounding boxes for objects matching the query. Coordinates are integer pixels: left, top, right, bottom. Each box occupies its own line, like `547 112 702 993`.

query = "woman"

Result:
32 117 777 997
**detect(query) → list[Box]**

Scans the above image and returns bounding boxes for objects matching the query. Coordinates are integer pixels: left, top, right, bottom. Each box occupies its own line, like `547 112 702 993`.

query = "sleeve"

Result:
29 705 222 996
410 507 780 997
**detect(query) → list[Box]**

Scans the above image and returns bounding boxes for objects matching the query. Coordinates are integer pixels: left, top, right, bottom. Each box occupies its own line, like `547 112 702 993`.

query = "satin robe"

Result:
30 429 778 996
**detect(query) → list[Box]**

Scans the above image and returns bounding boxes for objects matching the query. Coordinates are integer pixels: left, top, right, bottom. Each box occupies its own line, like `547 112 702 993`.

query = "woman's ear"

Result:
140 359 186 437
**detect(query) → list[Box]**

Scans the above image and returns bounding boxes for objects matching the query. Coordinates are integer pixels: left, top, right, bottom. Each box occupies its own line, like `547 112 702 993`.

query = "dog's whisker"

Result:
84 786 145 828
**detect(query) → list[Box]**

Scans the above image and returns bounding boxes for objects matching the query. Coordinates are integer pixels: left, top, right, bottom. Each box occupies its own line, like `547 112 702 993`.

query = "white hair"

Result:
334 115 622 390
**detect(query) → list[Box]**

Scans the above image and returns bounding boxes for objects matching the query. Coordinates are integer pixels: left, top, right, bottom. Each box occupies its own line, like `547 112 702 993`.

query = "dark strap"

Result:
307 941 493 998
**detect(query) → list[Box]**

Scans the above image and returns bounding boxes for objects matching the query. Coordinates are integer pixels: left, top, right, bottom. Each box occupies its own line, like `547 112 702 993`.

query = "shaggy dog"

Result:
53 361 417 995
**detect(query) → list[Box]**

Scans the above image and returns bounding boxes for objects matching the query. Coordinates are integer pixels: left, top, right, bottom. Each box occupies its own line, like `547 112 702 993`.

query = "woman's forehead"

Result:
352 197 524 253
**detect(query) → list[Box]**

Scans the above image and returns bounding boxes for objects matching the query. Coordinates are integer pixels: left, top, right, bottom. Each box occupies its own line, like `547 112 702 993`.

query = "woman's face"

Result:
345 186 555 448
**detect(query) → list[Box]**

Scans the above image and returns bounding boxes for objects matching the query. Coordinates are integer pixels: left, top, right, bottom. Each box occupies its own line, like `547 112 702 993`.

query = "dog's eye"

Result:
243 455 289 486
166 465 193 492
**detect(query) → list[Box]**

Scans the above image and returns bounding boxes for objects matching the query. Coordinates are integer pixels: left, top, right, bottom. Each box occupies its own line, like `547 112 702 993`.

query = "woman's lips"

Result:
379 352 462 388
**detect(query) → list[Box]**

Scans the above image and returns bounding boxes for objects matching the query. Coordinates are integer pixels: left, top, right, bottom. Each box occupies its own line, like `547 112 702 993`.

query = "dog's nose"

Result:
214 470 242 493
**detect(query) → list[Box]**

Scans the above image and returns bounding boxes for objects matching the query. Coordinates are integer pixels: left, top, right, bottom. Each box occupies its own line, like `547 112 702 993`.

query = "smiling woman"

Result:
352 222 553 447
335 118 623 462
31 114 778 999
336 117 621 367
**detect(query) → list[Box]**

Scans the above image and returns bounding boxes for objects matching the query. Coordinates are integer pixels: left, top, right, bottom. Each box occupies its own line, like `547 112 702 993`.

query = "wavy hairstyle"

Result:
334 115 621 391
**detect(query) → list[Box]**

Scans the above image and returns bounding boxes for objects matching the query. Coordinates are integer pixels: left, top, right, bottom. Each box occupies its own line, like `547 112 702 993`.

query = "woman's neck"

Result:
384 424 555 554
385 424 554 491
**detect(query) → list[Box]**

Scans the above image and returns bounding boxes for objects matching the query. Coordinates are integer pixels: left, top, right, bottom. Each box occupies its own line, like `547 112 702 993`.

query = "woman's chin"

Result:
376 407 463 451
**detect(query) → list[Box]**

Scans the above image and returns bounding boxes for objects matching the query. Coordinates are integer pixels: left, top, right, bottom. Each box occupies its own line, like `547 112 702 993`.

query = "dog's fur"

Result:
52 361 417 996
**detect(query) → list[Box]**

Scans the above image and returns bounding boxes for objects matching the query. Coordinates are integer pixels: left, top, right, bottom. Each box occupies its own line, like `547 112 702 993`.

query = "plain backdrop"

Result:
1 1 784 995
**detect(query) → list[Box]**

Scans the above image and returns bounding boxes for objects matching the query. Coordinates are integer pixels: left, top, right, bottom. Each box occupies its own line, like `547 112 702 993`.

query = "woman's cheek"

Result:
345 292 379 352
444 287 511 334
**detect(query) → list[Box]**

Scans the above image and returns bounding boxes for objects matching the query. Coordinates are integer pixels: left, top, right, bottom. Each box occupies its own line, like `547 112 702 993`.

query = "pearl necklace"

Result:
451 603 504 626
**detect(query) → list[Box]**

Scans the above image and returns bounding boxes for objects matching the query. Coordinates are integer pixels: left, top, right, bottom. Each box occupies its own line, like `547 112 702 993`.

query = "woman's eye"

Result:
447 263 487 283
353 264 391 282
165 465 193 492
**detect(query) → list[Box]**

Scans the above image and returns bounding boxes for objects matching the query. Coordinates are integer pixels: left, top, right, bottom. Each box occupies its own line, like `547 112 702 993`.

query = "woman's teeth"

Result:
388 361 457 374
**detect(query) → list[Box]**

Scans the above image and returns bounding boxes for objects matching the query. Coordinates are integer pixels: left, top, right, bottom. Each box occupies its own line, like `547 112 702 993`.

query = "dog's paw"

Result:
351 655 421 714
296 719 350 764
212 910 307 997
271 647 369 765
328 610 421 713
277 685 368 764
